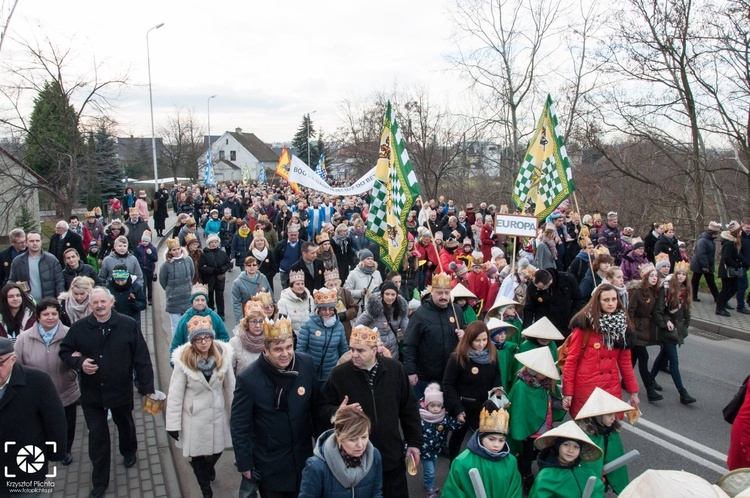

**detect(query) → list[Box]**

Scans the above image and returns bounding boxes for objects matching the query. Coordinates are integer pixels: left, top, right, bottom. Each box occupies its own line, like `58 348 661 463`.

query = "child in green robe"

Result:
451 283 478 324
443 400 522 498
87 241 101 274
574 387 635 494
530 421 605 498
487 317 520 392
513 316 564 377
508 347 566 492
501 304 524 333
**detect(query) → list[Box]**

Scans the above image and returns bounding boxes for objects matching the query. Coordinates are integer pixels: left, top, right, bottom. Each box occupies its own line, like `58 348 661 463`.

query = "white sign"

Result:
288 155 376 195
495 213 538 237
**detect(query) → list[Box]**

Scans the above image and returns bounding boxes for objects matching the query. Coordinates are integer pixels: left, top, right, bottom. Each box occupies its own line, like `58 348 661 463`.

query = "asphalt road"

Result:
152 263 748 497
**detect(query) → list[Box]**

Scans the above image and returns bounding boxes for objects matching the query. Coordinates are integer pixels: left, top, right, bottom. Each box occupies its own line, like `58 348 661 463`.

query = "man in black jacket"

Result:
0 228 26 287
289 241 325 294
321 325 422 498
690 221 721 302
49 220 86 266
59 288 154 498
0 337 67 496
523 268 585 338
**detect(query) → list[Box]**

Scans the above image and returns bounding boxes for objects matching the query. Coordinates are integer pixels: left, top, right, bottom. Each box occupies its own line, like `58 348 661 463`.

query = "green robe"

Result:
497 340 519 392
462 305 478 324
529 463 605 498
443 449 522 498
579 431 629 494
503 315 524 334
507 379 566 455
512 339 559 379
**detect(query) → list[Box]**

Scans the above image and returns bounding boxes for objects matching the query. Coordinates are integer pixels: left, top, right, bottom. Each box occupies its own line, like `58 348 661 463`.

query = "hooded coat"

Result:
166 342 235 458
296 313 349 387
530 447 605 498
355 293 409 360
159 248 195 314
626 280 658 346
690 231 717 273
620 250 649 283
278 287 315 335
100 222 129 259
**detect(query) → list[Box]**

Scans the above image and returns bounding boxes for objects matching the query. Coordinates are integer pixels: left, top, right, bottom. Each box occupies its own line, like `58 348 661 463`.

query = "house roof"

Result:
228 132 279 163
216 159 240 170
0 145 46 184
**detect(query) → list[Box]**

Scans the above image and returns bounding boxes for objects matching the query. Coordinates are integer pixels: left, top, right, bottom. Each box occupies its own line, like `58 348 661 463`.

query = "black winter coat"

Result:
644 231 659 263
690 231 717 274
403 297 466 382
289 258 326 294
199 247 233 282
48 231 86 265
654 234 680 272
718 232 746 279
331 236 357 284
442 353 501 428
59 310 154 408
63 262 102 290
0 246 24 287
230 353 317 493
320 356 423 472
124 218 151 253
0 364 67 494
626 280 658 346
107 277 147 322
522 268 585 336
652 287 690 345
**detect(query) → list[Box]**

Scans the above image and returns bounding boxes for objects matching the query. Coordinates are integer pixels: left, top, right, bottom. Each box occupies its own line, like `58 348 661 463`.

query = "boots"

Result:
646 384 663 402
425 487 440 498
651 375 663 391
522 474 535 493
190 459 213 498
679 389 697 405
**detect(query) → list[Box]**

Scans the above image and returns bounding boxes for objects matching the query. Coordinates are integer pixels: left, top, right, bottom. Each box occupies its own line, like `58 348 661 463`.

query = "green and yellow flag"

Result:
366 102 421 271
512 94 575 221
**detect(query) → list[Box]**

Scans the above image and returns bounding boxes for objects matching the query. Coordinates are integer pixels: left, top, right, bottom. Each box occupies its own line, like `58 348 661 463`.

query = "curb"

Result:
691 317 750 342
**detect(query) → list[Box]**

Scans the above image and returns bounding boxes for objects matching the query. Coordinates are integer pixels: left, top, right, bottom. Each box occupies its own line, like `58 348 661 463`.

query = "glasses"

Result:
0 354 16 365
245 263 258 268
193 336 213 344
247 319 264 325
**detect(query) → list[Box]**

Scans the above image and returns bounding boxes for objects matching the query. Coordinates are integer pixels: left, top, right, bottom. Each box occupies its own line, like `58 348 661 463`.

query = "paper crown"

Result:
515 347 560 380
85 210 96 218
138 190 147 197
479 404 510 434
640 263 656 277
574 387 636 420
184 233 198 245
187 315 214 337
533 421 602 462
522 317 565 341
263 317 294 342
674 261 689 274
579 235 592 249
186 217 197 225
129 207 139 214
594 246 610 257
592 213 602 221
167 238 180 250
432 272 452 289
191 283 209 299
471 251 484 266
252 228 265 240
663 222 674 231
450 283 476 299
313 288 338 308
289 270 305 284
252 292 274 307
243 300 264 317
324 268 340 282
654 253 669 263
350 325 379 347
316 232 330 244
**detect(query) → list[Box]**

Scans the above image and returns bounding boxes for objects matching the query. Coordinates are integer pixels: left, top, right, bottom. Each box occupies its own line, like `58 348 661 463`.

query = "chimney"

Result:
235 127 243 134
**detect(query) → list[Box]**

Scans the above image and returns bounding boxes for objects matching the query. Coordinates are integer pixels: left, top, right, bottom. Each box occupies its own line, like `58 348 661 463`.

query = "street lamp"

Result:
307 110 316 167
207 95 217 166
146 22 165 191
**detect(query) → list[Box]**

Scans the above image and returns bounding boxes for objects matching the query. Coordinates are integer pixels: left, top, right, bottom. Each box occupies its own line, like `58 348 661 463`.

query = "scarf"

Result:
595 309 629 350
257 353 298 411
333 233 348 246
238 226 250 238
238 324 265 353
359 264 376 276
321 430 372 489
251 247 268 262
38 323 58 347
319 249 336 269
197 356 216 378
354 228 365 236
338 445 362 468
65 293 92 323
419 406 446 424
517 368 552 389
469 348 491 365
467 431 510 462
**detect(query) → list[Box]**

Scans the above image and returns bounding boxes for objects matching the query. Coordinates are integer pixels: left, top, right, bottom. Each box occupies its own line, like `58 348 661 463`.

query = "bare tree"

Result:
158 107 205 183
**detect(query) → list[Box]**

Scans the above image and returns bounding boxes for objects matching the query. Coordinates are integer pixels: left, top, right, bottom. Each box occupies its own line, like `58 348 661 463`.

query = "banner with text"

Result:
495 213 538 237
289 155 376 195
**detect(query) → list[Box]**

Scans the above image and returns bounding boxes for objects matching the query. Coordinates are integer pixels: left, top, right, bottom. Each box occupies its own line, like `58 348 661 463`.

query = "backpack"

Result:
557 329 590 370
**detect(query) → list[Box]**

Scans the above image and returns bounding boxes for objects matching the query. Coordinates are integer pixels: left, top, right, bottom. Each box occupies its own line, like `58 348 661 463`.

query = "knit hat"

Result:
434 231 444 241
206 233 220 245
491 246 504 259
141 230 152 243
632 238 644 250
359 248 374 262
0 336 13 356
112 265 130 281
89 240 99 249
655 253 670 271
380 281 399 295
423 382 444 407
187 315 215 343
190 284 209 302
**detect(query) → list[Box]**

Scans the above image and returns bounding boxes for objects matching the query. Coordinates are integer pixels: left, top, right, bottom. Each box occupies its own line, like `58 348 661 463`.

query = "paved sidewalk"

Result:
691 291 750 341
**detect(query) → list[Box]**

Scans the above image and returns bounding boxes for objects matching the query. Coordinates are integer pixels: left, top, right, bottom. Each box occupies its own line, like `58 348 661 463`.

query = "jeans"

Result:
650 343 684 391
631 345 651 386
736 271 749 309
169 313 182 336
691 270 719 300
82 402 137 489
422 458 436 489
718 277 739 310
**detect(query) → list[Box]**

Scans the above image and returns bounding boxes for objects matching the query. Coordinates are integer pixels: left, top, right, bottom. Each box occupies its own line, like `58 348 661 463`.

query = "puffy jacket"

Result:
159 250 195 314
598 224 625 262
296 313 349 387
204 217 221 236
170 307 230 360
277 287 315 334
355 293 409 360
107 276 147 322
99 251 144 283
626 280 658 346
620 250 649 283
231 271 271 323
690 231 717 273
134 243 159 273
651 281 690 345
8 251 64 299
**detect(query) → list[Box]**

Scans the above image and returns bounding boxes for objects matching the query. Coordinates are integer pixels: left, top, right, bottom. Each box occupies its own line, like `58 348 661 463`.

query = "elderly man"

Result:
0 228 26 287
598 211 626 265
59 287 154 498
0 337 67 496
403 272 466 401
230 318 317 498
9 231 64 302
49 220 86 265
321 325 423 498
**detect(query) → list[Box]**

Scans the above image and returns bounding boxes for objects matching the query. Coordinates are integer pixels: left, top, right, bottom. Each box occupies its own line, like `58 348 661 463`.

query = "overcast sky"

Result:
4 0 471 144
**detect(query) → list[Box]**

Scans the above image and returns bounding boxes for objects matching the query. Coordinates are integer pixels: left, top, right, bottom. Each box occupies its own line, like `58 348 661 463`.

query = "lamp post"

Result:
307 110 316 167
147 22 165 191
207 95 217 182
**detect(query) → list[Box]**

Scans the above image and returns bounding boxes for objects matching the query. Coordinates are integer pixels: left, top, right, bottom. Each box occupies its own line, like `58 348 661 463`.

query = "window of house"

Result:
219 150 225 161
230 150 236 161
226 139 229 144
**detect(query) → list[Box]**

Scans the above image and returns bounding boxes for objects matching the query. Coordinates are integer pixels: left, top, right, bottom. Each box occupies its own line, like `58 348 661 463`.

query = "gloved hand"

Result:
167 430 179 441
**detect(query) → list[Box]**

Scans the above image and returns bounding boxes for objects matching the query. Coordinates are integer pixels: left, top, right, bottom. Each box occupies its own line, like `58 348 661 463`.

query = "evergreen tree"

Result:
291 115 320 167
14 205 39 233
94 125 123 202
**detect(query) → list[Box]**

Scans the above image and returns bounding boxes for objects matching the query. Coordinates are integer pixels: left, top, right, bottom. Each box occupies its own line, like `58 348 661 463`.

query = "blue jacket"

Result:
134 243 158 273
205 218 221 236
296 313 348 386
299 429 383 498
231 271 271 323
169 306 230 360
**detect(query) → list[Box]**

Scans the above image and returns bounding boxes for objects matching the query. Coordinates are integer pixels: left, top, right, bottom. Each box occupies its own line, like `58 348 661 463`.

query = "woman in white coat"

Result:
167 315 235 498
344 249 383 311
277 270 315 336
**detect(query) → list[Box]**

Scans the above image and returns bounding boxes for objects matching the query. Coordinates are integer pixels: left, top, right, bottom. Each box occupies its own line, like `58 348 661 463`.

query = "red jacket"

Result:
415 241 439 272
440 249 458 276
467 271 490 310
481 224 495 262
562 327 638 418
729 380 750 470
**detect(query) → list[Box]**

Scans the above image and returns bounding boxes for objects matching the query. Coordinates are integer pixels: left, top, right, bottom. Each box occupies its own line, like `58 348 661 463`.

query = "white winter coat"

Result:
228 326 262 376
277 287 314 335
344 265 383 306
166 341 235 458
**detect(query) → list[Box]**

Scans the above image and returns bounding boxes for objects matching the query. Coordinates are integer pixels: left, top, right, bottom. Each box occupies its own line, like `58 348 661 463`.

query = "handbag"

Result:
723 375 750 424
726 266 743 279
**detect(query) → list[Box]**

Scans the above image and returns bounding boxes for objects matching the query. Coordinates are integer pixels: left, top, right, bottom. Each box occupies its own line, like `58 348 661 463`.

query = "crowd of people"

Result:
0 179 749 498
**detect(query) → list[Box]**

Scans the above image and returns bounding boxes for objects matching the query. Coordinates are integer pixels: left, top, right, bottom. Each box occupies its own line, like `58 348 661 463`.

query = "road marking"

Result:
636 418 728 463
621 423 727 475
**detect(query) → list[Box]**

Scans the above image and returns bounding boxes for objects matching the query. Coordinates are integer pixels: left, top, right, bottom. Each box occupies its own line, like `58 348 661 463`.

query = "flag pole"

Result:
571 191 595 276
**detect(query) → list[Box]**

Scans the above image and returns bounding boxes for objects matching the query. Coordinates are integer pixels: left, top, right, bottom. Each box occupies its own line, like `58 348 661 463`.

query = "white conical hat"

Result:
486 318 519 339
736 485 750 498
718 468 750 497
574 387 636 420
620 470 730 498
533 420 602 462
486 294 521 317
450 283 476 299
514 347 560 381
522 317 565 341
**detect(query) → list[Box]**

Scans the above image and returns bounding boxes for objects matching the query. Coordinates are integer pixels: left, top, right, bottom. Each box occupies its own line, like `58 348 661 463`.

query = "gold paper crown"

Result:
655 252 669 263
186 217 196 225
252 292 274 307
187 315 213 335
313 288 338 307
664 222 674 231
592 213 602 221
479 406 510 434
85 210 95 218
593 246 610 257
191 283 208 297
674 261 689 273
253 228 265 240
350 325 379 347
324 268 340 282
167 238 180 250
243 300 264 317
289 270 305 284
185 233 198 244
316 232 330 243
263 317 294 343
129 207 139 214
432 272 452 289
579 235 592 249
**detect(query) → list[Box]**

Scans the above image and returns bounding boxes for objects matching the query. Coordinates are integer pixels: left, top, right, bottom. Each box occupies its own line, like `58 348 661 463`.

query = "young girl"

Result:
508 347 566 492
530 421 605 497
443 400 522 497
419 383 462 498
650 261 696 404
627 264 662 402
487 317 520 392
575 387 635 494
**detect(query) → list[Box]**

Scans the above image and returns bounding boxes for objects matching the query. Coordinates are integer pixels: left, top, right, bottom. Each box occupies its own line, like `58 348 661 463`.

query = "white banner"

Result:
494 213 538 237
288 155 376 195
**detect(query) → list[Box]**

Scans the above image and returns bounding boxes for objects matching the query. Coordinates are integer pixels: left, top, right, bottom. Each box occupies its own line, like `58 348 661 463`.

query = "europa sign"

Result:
495 214 538 238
